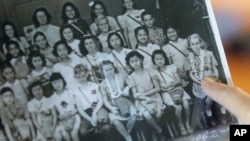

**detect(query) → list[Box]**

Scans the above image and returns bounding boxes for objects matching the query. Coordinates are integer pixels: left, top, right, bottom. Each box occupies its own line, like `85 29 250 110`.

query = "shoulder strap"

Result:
127 14 142 26
70 23 86 36
168 42 187 57
111 52 129 74
85 57 98 83
138 48 151 57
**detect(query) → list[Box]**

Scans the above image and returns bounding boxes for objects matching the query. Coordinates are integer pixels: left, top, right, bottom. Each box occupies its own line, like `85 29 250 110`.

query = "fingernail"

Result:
202 77 216 82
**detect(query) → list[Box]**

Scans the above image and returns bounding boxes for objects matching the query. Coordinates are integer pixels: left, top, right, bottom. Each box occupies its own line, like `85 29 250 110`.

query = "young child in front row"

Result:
48 73 81 141
0 87 35 141
151 49 192 135
186 34 226 130
125 51 163 137
27 80 57 141
135 26 160 69
100 60 136 141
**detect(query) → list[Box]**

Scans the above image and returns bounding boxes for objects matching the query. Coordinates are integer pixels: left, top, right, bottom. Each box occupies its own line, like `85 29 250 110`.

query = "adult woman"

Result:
61 2 91 39
32 7 60 47
117 0 144 49
89 1 120 36
1 21 30 55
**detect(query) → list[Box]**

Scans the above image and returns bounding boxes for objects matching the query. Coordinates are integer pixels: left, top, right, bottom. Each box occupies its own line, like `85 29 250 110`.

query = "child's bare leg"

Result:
173 105 187 135
182 100 193 133
126 115 136 133
142 111 162 134
113 120 132 141
70 115 80 141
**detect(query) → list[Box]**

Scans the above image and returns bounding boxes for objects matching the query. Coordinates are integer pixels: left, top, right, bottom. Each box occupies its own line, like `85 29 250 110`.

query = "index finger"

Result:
201 77 250 124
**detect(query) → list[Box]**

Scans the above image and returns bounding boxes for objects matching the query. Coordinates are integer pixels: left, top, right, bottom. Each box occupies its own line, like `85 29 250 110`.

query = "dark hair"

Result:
141 10 153 21
0 61 15 80
5 40 25 61
107 32 124 49
33 31 50 47
27 51 46 69
125 51 144 70
165 25 179 38
28 80 43 98
151 49 169 66
0 87 14 97
121 0 138 14
2 21 20 41
32 7 52 27
61 2 81 23
60 25 75 42
134 26 149 44
79 35 98 56
50 72 67 90
90 1 108 22
101 60 118 74
52 40 72 57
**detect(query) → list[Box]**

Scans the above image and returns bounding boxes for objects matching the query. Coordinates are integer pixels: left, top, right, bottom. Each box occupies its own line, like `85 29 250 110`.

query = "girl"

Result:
151 50 193 135
61 2 91 39
125 51 163 136
100 60 136 141
118 0 145 49
135 26 160 69
89 0 120 36
73 64 110 139
80 36 107 83
49 73 81 141
186 34 225 129
0 62 29 107
5 40 30 79
27 51 53 97
1 21 30 55
0 87 35 141
60 25 81 57
32 7 60 47
107 32 132 74
34 31 58 65
52 40 81 89
27 81 57 141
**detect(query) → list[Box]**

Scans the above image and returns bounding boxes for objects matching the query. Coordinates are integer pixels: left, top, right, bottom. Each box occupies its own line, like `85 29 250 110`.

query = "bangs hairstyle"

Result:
125 51 144 68
27 51 46 69
28 80 43 98
61 2 81 23
33 31 50 47
52 40 72 57
50 72 67 89
101 60 118 74
151 49 169 66
107 32 124 49
121 0 138 14
60 25 75 42
79 35 98 56
90 1 108 22
0 87 14 96
32 7 51 27
2 21 20 41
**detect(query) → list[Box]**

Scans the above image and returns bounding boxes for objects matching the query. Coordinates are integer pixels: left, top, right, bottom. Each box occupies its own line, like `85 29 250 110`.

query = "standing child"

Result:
141 11 166 47
27 51 53 97
0 62 29 107
5 40 30 79
125 51 163 138
27 81 57 141
60 25 81 57
135 26 160 69
49 73 81 141
151 50 193 135
100 60 136 141
186 34 225 130
0 87 35 141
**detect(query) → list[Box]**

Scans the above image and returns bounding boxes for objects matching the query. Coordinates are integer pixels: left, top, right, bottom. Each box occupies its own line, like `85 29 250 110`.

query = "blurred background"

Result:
212 0 250 92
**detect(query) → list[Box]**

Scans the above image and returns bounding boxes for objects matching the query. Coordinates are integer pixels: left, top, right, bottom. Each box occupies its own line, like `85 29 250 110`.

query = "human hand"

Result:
201 77 250 124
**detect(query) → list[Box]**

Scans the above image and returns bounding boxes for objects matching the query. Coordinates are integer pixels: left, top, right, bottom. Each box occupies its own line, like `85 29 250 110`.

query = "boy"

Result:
141 11 166 47
0 87 35 141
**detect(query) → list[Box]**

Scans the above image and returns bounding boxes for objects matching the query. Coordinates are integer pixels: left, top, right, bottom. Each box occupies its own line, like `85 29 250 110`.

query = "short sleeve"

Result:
107 16 120 31
162 44 171 58
27 101 35 113
117 15 126 28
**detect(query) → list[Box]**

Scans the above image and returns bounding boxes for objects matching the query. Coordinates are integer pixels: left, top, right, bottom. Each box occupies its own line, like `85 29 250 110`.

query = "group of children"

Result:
0 0 231 141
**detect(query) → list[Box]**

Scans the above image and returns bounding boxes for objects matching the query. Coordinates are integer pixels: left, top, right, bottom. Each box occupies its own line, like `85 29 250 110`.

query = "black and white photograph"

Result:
0 0 236 141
